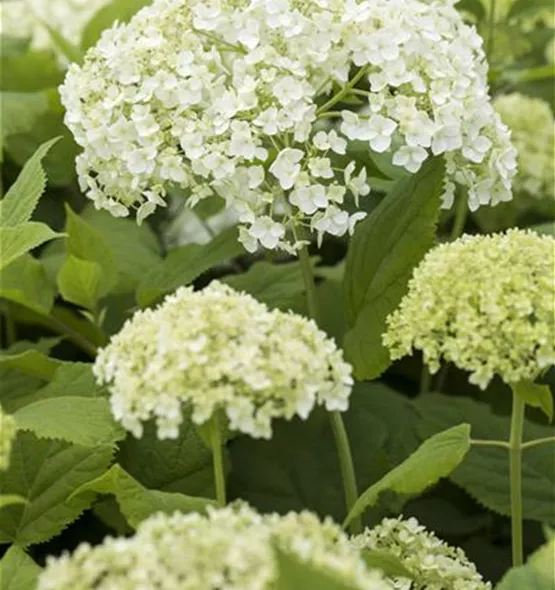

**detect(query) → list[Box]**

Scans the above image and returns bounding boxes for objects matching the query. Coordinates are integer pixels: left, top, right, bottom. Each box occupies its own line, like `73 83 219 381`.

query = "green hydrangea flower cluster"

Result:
0 406 16 471
351 516 492 590
493 93 554 200
38 504 390 590
94 281 353 440
383 230 555 389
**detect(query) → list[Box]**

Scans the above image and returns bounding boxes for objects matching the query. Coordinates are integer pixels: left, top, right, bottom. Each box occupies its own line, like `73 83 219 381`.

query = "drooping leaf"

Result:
137 226 244 307
14 397 125 447
81 0 152 50
0 137 60 226
70 464 215 529
223 260 306 310
0 347 61 380
57 255 104 310
344 424 471 527
0 545 41 590
0 254 55 315
2 362 103 414
0 339 60 412
343 158 445 380
513 381 553 423
0 431 114 546
495 537 555 589
414 394 555 522
274 546 360 590
0 223 64 271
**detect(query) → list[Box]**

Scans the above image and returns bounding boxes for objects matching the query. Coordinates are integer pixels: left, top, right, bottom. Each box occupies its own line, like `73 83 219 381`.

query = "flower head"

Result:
93 282 353 439
383 230 555 389
493 93 554 200
351 516 491 590
0 406 16 471
38 504 390 590
61 0 515 250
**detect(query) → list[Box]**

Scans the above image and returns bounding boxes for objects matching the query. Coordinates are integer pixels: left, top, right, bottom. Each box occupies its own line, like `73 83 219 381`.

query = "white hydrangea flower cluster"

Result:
0 406 16 471
0 0 109 49
383 229 555 390
351 516 491 590
60 0 516 251
493 93 554 200
93 282 353 439
38 504 391 590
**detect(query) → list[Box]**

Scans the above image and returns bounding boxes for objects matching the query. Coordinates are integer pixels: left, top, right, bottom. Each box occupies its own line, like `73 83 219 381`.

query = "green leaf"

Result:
0 348 61 380
70 464 216 529
1 92 49 139
0 223 64 271
513 381 553 423
415 394 555 522
81 0 152 49
274 546 360 590
496 538 555 589
223 260 306 310
0 254 54 315
0 546 41 590
343 424 471 527
529 222 555 237
0 495 27 509
2 362 103 414
118 418 214 498
0 51 63 92
3 89 80 187
0 431 114 545
0 137 60 226
64 205 118 292
14 397 125 447
137 226 244 307
57 255 104 310
40 21 83 64
229 389 396 524
360 549 414 580
80 205 162 294
343 158 445 380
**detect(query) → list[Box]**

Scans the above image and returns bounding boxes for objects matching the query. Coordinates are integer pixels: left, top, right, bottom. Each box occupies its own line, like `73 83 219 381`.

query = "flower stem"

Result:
450 194 468 241
296 239 361 534
316 66 369 115
209 413 226 507
509 387 525 566
329 410 362 534
471 439 510 449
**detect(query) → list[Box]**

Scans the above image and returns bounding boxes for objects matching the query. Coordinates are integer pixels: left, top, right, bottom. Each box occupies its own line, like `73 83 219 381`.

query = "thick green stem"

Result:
509 388 525 567
450 195 468 241
419 365 431 394
296 240 361 533
329 410 362 534
296 243 319 323
209 413 226 507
